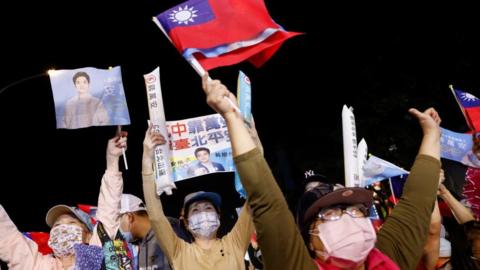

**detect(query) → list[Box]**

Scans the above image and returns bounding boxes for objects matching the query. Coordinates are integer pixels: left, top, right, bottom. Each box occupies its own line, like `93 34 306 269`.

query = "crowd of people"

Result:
1 74 479 270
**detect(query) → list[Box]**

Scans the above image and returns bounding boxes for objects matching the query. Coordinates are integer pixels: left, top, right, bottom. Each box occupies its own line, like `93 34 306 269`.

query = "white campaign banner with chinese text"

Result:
166 114 235 181
144 67 235 196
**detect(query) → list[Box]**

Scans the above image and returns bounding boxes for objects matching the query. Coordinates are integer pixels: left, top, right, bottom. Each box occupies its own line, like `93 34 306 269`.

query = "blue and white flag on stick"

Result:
440 127 480 168
49 66 130 129
234 71 252 198
361 155 409 187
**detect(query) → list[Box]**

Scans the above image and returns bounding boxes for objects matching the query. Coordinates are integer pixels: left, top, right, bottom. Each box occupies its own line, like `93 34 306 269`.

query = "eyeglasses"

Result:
317 205 368 221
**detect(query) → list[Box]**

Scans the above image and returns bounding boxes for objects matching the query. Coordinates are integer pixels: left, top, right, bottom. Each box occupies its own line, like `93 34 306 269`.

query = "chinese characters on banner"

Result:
342 105 360 187
144 67 176 195
167 113 235 181
440 127 480 168
144 67 234 195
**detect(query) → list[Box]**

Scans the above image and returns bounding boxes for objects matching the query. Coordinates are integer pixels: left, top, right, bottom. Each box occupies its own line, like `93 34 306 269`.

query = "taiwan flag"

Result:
23 232 53 255
154 0 302 71
451 87 480 131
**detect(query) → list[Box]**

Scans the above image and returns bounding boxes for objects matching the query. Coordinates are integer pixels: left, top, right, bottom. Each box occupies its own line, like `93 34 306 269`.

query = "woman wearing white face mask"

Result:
0 134 133 269
142 123 254 270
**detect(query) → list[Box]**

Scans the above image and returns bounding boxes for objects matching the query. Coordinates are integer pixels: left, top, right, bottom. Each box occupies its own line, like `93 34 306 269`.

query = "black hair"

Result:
184 199 220 219
194 147 210 158
466 221 480 257
132 210 148 217
72 71 90 84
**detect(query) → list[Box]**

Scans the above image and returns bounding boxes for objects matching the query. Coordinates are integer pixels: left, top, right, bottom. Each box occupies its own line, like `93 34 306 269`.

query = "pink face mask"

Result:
312 215 376 267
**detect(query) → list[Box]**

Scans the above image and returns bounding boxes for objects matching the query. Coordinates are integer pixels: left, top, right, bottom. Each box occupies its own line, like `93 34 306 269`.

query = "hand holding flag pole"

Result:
153 18 241 114
117 125 128 170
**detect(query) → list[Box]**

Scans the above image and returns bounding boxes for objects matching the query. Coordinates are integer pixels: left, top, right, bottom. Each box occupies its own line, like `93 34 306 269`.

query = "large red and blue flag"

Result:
154 0 302 70
451 86 480 131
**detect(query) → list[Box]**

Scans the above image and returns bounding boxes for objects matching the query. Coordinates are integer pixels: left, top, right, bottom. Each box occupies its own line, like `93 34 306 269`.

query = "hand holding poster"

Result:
144 68 235 196
49 66 130 129
144 67 176 195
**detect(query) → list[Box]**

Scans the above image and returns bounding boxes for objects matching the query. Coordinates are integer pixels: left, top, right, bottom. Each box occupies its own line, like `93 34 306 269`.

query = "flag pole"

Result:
388 178 397 205
117 125 128 170
449 84 469 126
152 17 241 114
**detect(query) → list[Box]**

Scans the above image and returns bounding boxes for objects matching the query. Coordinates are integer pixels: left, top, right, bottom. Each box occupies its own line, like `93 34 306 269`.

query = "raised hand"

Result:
106 132 128 158
202 73 238 118
408 107 441 136
106 131 127 171
143 122 167 160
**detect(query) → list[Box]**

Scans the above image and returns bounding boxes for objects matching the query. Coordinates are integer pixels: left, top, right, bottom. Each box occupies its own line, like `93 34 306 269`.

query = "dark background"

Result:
0 2 478 235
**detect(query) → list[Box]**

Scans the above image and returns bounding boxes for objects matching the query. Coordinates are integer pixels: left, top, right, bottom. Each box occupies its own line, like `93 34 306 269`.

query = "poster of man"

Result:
166 113 235 181
49 66 130 129
187 147 226 177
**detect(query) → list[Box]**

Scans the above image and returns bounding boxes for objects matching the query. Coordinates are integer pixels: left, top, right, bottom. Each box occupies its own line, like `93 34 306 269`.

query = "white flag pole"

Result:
117 125 128 170
388 178 397 205
153 17 241 114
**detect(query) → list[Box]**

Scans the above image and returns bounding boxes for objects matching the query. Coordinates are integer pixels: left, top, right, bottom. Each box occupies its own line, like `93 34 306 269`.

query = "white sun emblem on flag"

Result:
169 5 198 25
461 92 478 102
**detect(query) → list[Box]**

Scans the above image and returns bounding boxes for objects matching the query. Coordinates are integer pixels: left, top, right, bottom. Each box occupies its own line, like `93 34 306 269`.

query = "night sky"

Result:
0 2 478 233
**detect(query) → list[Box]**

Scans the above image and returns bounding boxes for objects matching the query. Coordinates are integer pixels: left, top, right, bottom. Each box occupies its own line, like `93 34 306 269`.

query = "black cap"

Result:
296 183 373 253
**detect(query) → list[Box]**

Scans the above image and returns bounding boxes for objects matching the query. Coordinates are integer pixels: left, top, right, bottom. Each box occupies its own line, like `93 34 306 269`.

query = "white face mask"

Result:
313 215 376 266
188 211 220 238
48 224 83 257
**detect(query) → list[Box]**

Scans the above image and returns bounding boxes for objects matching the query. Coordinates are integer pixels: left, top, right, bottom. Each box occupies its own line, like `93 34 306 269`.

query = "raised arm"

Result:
409 108 441 158
202 75 256 156
202 74 316 270
376 108 442 270
141 124 182 262
0 205 55 268
93 134 127 241
438 183 475 224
